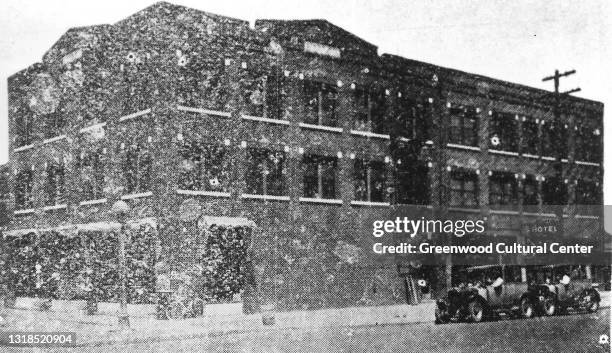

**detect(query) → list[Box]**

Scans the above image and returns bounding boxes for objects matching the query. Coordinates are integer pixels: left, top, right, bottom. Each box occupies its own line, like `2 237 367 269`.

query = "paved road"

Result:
7 308 610 352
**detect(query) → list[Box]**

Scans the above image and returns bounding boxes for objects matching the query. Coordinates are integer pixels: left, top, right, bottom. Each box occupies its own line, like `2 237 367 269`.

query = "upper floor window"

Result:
489 112 518 152
522 175 539 206
178 141 229 192
243 76 265 117
303 81 338 127
396 97 430 141
575 179 600 205
14 114 34 147
395 160 429 205
489 171 518 206
541 121 567 158
449 169 479 207
124 144 152 194
123 61 153 114
15 170 33 209
448 106 478 147
78 149 105 201
44 162 66 206
542 176 567 205
354 159 387 202
521 117 539 155
176 56 229 111
43 102 67 139
303 154 337 199
245 148 287 196
352 88 387 134
574 124 601 163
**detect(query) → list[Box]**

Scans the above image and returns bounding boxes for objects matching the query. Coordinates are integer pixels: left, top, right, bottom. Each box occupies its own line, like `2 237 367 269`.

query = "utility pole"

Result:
541 69 580 245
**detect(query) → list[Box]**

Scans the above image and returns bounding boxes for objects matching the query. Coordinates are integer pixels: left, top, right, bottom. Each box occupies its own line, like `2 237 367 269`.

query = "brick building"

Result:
2 2 606 310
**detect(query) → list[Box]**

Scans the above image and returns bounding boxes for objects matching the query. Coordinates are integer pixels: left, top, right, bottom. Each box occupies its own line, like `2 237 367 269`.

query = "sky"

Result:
0 0 610 200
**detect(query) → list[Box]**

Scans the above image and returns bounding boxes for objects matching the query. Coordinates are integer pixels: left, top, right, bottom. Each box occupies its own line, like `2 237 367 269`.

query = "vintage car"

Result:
435 265 548 324
529 265 600 316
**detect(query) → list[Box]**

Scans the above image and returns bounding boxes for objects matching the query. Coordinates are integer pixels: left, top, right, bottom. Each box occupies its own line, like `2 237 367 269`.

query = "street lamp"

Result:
111 200 131 330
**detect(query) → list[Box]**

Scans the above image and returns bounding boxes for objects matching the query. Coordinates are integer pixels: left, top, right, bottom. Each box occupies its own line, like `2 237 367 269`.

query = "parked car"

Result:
529 265 600 316
435 265 547 324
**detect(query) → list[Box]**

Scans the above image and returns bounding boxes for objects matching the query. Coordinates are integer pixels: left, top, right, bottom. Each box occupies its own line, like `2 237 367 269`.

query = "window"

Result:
352 88 387 134
522 175 539 206
449 169 479 207
521 118 539 155
541 121 567 158
448 106 478 146
265 72 284 120
395 161 429 205
575 124 602 162
15 113 33 147
542 177 567 205
43 103 66 139
354 159 387 202
15 170 33 209
177 56 229 111
178 141 229 192
396 97 430 141
489 112 518 152
45 162 66 206
243 76 265 117
303 154 337 199
124 145 152 194
575 180 600 205
78 149 105 201
303 81 338 127
245 148 287 196
489 172 518 206
123 62 153 114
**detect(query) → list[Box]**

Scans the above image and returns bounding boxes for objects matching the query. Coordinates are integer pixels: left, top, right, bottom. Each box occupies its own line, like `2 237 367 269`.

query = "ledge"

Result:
121 191 153 200
522 153 539 159
446 143 480 151
575 160 600 167
575 214 600 219
177 105 231 118
299 123 343 133
240 194 290 201
350 200 390 207
489 209 520 215
177 189 231 197
14 144 34 152
541 156 556 161
349 130 390 139
242 115 290 126
43 204 67 211
80 122 107 133
299 197 343 205
79 198 107 206
489 149 519 157
119 108 152 122
14 208 35 215
43 135 67 144
448 207 481 213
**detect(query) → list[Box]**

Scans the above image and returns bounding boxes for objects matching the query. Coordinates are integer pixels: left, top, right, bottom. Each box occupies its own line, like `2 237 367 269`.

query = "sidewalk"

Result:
0 292 609 347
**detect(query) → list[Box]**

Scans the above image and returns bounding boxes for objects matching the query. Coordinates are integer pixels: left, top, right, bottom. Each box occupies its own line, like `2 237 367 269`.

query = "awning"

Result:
198 216 256 228
3 217 158 237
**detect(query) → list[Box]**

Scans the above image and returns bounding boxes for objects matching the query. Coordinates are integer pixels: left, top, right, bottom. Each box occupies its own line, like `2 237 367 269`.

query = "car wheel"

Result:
520 298 535 319
467 300 484 323
541 295 556 316
435 308 450 324
587 298 600 313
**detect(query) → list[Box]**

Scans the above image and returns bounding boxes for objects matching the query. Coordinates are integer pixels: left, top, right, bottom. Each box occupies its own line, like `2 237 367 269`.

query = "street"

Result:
14 308 608 353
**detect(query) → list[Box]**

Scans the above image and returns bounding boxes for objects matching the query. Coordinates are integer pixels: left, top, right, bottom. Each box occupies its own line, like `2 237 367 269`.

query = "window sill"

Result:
119 108 152 122
350 200 390 207
14 144 34 152
447 143 480 151
541 156 556 161
121 191 153 200
349 130 390 139
14 208 35 215
575 214 599 219
242 115 290 126
489 149 519 157
448 207 481 213
80 122 107 133
299 123 343 133
575 160 600 167
43 135 67 144
177 189 231 197
299 197 342 205
79 198 107 206
43 204 67 211
522 153 539 159
241 194 290 201
177 105 231 118
489 209 519 215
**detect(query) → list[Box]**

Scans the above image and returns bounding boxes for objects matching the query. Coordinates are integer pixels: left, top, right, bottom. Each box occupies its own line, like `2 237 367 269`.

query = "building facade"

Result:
3 2 606 310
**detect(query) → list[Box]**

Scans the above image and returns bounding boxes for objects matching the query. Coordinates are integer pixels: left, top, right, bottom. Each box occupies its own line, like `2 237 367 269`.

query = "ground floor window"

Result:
449 169 478 207
124 145 152 194
178 141 229 192
354 159 387 202
489 171 518 206
15 170 33 209
44 162 66 206
302 154 337 199
245 148 287 196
